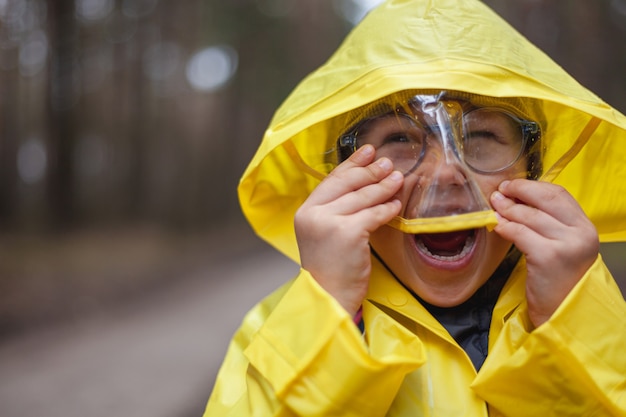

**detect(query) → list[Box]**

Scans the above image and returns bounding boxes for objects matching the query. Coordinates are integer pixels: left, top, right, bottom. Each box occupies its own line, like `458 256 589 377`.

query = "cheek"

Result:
395 174 422 205
479 230 515 288
466 172 501 205
369 226 406 266
474 160 528 201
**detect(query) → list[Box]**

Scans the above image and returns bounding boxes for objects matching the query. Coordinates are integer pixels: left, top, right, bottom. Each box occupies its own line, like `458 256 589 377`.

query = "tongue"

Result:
420 230 471 253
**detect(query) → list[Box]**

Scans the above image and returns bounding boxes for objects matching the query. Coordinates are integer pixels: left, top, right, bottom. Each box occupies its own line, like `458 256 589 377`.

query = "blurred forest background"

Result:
1 0 625 342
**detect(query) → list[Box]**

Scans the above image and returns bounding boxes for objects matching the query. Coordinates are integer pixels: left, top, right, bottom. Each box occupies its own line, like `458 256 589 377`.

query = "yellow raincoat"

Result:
205 0 626 415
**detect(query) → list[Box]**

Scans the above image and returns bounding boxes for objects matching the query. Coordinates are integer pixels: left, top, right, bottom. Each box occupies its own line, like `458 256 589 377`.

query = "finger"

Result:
497 179 586 227
492 211 550 257
330 144 377 175
328 170 404 214
309 148 397 205
342 143 377 169
349 199 403 233
490 188 560 237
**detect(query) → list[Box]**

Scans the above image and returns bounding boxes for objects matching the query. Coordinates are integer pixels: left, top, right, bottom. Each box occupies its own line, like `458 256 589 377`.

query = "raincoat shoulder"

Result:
474 256 626 416
204 255 626 416
203 267 425 417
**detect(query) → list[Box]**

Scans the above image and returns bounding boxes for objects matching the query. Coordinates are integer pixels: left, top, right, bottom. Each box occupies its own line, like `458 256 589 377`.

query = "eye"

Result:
461 108 528 172
356 114 427 148
465 129 506 144
383 131 421 145
463 110 521 146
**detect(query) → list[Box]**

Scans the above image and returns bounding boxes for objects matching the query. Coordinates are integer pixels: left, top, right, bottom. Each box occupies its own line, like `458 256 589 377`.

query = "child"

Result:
205 1 626 415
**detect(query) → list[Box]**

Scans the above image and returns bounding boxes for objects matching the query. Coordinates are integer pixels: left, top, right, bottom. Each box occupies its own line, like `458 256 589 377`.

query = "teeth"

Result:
416 234 475 261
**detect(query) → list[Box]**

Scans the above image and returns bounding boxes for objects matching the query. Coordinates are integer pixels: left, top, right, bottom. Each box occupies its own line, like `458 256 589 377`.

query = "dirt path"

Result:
0 247 298 417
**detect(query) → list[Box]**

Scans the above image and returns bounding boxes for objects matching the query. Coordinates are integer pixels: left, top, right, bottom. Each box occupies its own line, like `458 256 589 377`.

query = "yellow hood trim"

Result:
239 0 626 262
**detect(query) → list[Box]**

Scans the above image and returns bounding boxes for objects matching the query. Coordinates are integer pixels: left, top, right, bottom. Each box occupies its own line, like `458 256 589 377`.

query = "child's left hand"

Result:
490 179 600 328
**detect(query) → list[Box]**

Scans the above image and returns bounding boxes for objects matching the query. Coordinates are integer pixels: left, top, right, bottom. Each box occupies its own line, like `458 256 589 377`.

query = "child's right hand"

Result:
294 145 404 316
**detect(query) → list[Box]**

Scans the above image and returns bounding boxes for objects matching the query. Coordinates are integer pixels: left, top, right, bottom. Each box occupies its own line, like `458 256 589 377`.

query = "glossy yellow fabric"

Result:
206 0 626 415
239 0 626 263
205 255 626 416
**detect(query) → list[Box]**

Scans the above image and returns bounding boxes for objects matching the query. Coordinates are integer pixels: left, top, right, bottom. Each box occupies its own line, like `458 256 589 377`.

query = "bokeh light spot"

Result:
185 46 238 92
76 0 114 22
19 30 48 77
17 138 48 185
333 0 384 25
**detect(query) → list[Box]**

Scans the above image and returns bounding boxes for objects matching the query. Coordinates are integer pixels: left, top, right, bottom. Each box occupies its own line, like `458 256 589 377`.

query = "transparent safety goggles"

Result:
338 103 539 176
336 94 541 234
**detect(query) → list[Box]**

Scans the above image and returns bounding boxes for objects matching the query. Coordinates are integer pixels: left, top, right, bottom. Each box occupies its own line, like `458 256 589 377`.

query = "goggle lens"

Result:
344 107 536 175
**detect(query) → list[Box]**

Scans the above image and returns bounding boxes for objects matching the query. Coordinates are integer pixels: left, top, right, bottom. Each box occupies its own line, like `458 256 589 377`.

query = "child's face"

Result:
339 94 539 307
369 145 528 308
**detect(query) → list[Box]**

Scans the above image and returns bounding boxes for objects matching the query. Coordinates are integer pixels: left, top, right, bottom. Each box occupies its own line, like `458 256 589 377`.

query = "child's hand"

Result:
490 179 600 328
294 145 404 316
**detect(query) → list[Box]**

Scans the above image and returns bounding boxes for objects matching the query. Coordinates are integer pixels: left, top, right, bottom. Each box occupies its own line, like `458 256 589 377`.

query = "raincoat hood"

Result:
239 0 626 263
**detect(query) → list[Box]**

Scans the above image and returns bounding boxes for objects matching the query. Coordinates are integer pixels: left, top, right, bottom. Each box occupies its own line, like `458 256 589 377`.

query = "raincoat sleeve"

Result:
472 255 626 416
203 268 424 417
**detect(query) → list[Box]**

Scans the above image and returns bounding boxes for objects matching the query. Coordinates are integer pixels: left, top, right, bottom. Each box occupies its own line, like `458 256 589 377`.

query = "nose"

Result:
435 159 468 186
415 138 469 187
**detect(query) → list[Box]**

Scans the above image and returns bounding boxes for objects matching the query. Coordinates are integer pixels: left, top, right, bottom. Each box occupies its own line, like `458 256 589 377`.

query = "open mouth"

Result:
414 229 476 261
